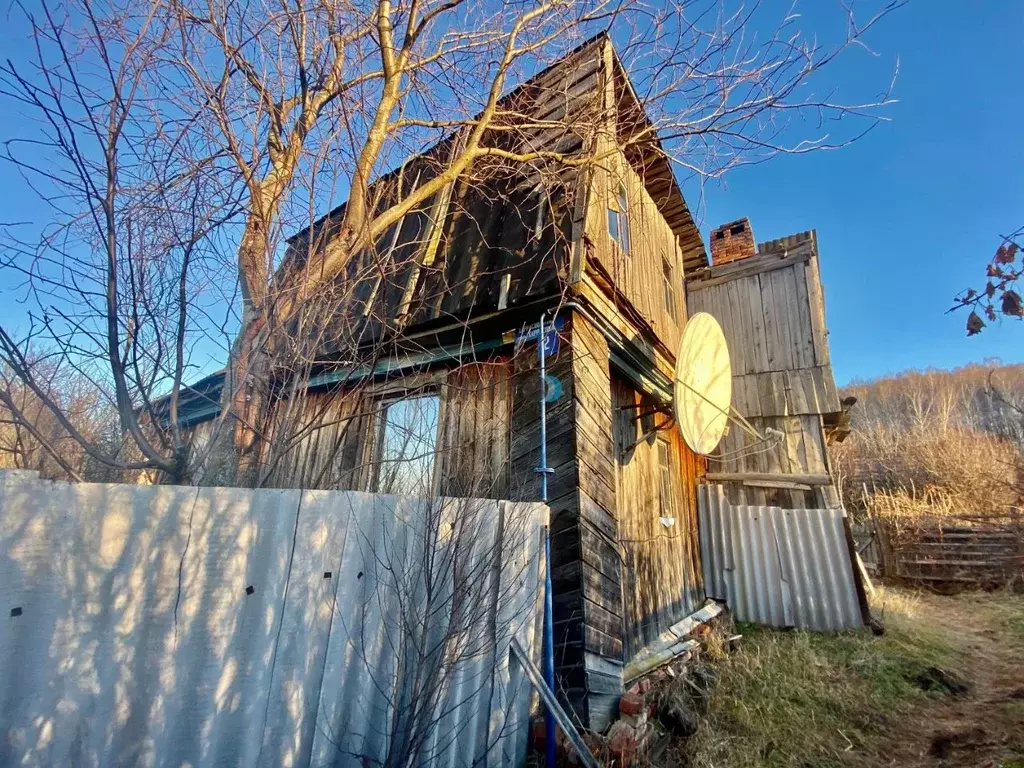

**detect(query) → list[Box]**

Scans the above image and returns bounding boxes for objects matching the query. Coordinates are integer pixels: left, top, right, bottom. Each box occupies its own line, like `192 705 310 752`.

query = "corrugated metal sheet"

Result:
698 484 862 631
0 471 547 767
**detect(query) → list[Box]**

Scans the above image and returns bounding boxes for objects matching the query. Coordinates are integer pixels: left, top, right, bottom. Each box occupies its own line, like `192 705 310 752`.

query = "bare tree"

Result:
1 0 903 483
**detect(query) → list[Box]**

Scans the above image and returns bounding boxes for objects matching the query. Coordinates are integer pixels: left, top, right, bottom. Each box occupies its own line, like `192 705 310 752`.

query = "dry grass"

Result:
832 363 1023 521
684 587 1024 768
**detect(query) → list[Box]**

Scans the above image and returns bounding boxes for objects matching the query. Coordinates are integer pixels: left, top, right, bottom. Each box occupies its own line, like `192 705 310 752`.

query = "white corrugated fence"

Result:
698 484 862 631
0 471 547 767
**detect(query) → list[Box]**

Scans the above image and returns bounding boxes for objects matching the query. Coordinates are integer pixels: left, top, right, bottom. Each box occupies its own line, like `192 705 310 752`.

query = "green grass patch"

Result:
686 589 968 768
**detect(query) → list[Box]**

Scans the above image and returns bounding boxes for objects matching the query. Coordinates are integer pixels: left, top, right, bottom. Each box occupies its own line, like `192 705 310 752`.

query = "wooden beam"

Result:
686 251 813 291
705 471 833 486
511 638 600 768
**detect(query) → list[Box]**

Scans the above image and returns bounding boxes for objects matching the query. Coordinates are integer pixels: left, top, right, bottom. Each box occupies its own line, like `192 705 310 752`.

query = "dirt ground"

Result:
864 591 1024 768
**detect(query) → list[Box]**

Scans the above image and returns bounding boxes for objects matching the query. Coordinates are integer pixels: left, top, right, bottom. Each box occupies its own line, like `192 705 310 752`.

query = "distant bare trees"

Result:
1 0 903 485
833 364 1024 517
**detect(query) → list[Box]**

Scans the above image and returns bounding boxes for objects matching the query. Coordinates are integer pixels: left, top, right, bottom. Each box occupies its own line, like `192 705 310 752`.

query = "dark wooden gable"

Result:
278 39 607 362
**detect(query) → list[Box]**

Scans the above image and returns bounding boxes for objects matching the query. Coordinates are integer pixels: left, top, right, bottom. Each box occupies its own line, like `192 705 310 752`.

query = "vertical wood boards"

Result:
805 254 831 367
685 244 841 508
709 413 830 508
584 152 686 353
260 362 513 498
610 373 702 661
575 41 687 358
505 312 630 731
687 257 832 380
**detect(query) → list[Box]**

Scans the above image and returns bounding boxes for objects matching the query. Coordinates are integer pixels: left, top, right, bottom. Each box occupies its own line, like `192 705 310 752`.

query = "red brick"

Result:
619 692 645 716
710 218 756 265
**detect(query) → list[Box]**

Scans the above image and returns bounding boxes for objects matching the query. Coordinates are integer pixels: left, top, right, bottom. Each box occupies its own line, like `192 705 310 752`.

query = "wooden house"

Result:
178 34 711 730
686 219 846 509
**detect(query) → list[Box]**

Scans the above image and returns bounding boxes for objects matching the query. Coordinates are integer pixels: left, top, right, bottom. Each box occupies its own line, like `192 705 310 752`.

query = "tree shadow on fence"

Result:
0 474 546 768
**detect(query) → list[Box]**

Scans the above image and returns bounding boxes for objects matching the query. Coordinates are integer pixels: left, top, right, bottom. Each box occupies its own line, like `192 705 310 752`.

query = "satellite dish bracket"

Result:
619 415 676 457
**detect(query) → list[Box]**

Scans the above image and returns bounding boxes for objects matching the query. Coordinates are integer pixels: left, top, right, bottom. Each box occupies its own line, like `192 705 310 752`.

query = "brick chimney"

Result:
710 218 755 266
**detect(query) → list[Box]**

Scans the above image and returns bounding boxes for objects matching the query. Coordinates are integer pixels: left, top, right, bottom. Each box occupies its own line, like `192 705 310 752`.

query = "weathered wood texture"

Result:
686 233 838 412
611 373 703 660
281 42 606 360
253 361 512 498
508 313 626 731
712 413 832 508
608 53 707 272
575 41 690 359
686 230 841 508
875 516 1024 587
582 147 688 353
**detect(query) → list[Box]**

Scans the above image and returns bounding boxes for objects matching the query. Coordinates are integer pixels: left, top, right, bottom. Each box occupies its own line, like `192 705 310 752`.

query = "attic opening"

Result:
608 182 631 254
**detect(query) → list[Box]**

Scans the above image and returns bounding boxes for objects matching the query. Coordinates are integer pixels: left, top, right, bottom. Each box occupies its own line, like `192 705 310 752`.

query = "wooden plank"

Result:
725 279 749 375
781 266 808 370
758 273 780 371
805 256 831 366
686 250 813 291
705 470 833 484
768 269 795 371
789 263 816 369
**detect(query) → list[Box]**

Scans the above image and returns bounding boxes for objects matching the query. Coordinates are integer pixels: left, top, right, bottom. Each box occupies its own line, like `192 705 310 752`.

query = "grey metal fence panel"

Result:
698 484 862 631
0 472 547 768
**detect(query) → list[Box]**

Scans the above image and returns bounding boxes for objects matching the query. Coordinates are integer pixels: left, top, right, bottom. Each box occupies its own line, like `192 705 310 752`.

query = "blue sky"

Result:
684 1 1023 385
0 1 1020 389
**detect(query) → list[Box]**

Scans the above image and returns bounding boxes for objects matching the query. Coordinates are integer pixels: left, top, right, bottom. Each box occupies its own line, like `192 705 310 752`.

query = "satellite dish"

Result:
673 312 732 455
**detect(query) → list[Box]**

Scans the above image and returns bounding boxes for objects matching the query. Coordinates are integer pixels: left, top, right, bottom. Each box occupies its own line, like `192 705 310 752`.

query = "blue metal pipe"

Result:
537 313 551 503
536 312 557 768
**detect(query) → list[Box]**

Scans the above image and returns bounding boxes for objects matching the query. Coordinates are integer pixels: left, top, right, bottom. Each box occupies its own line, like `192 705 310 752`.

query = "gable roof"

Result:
286 34 706 267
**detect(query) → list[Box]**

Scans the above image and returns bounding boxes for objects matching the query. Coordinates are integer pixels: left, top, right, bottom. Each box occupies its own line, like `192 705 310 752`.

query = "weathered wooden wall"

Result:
507 313 625 731
281 41 605 360
238 361 513 499
583 147 688 352
686 231 841 508
576 42 689 359
611 374 703 659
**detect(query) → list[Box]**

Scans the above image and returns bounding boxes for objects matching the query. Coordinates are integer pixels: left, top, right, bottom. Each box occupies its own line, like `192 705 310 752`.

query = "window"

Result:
533 185 548 240
372 393 440 495
607 183 631 254
662 257 677 321
656 438 675 518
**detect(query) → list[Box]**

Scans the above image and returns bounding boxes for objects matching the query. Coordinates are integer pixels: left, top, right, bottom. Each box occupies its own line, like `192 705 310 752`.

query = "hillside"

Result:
831 363 1024 517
